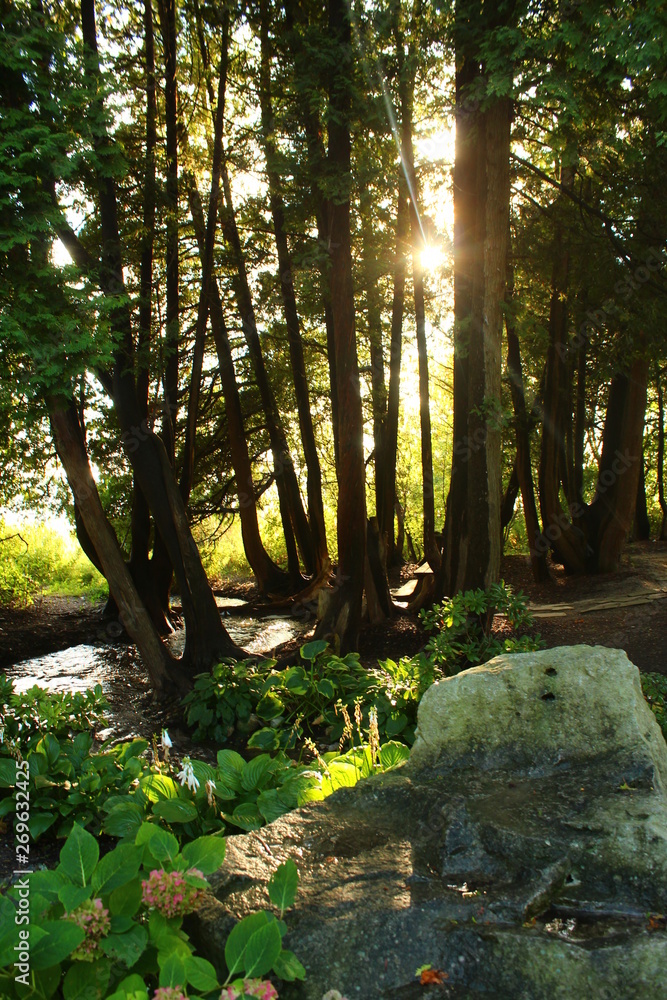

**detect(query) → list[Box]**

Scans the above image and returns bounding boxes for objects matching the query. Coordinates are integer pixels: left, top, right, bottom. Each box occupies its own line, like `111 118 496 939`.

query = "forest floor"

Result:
1 540 666 675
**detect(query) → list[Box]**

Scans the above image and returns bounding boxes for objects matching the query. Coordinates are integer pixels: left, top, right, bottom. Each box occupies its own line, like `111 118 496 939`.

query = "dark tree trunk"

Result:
379 173 409 566
179 13 228 505
501 462 520 533
219 161 312 582
258 0 329 574
155 0 179 467
587 359 648 571
129 0 172 634
314 0 366 651
186 181 292 596
633 451 651 540
49 397 187 696
439 22 511 598
505 264 550 582
658 369 667 540
80 0 243 675
283 0 340 471
537 163 587 572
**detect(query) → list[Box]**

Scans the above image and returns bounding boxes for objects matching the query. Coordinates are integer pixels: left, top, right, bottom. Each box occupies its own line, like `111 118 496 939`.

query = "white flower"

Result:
205 779 216 806
161 729 172 749
176 756 200 792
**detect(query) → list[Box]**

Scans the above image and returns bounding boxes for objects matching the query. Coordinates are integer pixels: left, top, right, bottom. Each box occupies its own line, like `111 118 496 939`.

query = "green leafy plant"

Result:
0 821 302 999
0 674 108 751
183 642 376 750
641 672 667 741
419 582 544 676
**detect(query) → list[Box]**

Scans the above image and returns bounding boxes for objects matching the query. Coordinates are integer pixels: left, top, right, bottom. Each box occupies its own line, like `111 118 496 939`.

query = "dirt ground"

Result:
1 541 666 675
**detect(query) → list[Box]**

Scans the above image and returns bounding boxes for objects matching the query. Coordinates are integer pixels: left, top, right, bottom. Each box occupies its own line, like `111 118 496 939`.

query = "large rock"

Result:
191 646 667 999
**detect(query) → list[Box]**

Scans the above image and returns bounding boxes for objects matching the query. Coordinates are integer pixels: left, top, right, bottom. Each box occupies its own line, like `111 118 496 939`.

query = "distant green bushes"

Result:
0 520 106 605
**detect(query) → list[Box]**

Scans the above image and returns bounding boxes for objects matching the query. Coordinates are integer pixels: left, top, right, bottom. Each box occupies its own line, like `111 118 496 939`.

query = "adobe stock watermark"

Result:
13 758 32 988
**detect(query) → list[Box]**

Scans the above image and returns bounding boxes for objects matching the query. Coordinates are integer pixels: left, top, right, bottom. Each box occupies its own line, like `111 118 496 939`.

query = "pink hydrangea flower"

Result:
141 868 206 918
220 980 279 1000
64 898 111 961
153 989 189 1000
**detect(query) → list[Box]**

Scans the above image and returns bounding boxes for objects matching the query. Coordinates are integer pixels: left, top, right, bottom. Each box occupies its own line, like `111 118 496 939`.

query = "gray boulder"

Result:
190 646 667 999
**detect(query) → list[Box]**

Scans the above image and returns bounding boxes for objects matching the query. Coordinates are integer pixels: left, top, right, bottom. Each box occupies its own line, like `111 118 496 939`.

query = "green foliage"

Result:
184 642 377 749
0 522 106 606
420 582 545 676
641 672 667 741
0 674 108 750
0 821 301 999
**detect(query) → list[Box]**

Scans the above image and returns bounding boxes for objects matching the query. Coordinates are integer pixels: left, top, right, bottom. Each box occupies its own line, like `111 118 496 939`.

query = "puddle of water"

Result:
5 603 311 697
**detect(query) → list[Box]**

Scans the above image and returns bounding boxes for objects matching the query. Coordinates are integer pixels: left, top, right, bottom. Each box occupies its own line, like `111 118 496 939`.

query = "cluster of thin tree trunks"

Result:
43 0 655 695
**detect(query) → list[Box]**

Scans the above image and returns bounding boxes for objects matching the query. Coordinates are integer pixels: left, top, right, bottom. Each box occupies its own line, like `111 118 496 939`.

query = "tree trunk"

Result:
314 0 366 651
537 162 587 572
258 0 329 574
587 359 649 571
179 15 228 505
505 264 550 581
49 397 187 696
633 451 651 540
219 161 312 581
439 30 511 598
81 0 243 674
283 0 340 471
186 179 292 596
380 173 409 565
658 369 667 540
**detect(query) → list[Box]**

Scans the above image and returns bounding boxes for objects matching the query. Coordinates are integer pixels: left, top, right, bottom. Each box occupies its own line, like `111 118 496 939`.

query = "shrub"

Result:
419 581 544 675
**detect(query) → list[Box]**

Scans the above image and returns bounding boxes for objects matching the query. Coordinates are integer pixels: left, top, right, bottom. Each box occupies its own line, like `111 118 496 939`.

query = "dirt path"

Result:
500 542 667 675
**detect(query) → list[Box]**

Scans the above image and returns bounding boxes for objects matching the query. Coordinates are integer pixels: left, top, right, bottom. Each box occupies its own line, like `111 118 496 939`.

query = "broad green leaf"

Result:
221 802 263 832
267 860 298 915
100 925 148 967
19 964 61 999
91 844 141 895
243 920 283 979
58 883 92 913
108 878 143 918
152 798 199 824
316 678 336 699
378 741 410 770
62 959 111 1000
181 835 226 875
282 666 309 694
224 912 269 978
255 691 284 721
215 750 245 792
247 728 280 751
102 802 145 839
23 869 66 902
320 762 360 796
138 773 180 803
59 824 99 887
0 757 16 786
158 952 187 988
296 786 324 805
241 754 272 791
29 810 57 840
31 921 85 970
272 948 307 981
184 954 219 992
135 823 178 861
300 640 329 661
